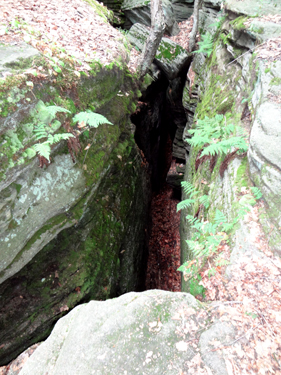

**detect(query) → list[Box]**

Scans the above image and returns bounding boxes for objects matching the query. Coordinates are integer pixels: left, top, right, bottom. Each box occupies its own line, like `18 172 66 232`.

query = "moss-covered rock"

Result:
0 23 150 369
179 3 281 292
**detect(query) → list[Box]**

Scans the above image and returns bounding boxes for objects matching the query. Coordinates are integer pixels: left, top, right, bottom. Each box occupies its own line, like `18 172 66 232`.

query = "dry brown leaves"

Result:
244 14 281 27
146 159 182 292
255 38 281 62
168 18 193 51
0 0 139 72
197 200 281 374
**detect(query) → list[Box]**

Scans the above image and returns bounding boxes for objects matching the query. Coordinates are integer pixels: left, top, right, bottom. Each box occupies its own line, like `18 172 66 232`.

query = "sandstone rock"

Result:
128 23 191 80
18 290 233 375
122 0 180 36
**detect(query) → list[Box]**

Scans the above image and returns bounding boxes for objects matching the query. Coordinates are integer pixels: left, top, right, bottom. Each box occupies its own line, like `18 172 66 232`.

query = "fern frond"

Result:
34 123 48 140
177 199 195 212
221 222 235 232
199 195 210 209
218 137 248 153
200 142 226 157
73 111 113 128
202 222 218 235
186 135 210 147
47 133 75 145
33 143 51 160
251 186 262 200
193 32 214 57
181 181 196 196
214 209 227 226
45 106 71 117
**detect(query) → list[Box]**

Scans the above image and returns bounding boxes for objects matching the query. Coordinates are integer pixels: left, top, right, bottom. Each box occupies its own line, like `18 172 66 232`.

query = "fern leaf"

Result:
45 106 71 116
221 222 234 232
200 142 224 157
177 199 195 212
181 181 196 196
73 111 113 128
34 123 48 140
251 186 262 200
33 143 51 160
47 133 75 145
214 209 227 226
186 135 210 147
199 195 210 209
186 215 199 226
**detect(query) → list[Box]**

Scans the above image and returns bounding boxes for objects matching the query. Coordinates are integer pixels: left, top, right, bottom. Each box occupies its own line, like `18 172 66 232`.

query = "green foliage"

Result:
73 110 113 128
193 32 214 57
199 195 210 209
30 105 112 161
187 115 248 157
177 179 261 286
176 181 198 212
189 276 205 298
251 186 262 200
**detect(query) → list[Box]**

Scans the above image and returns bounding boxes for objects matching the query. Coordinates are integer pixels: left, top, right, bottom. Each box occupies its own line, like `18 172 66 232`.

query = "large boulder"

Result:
248 60 281 256
128 23 191 81
17 290 236 375
0 2 150 365
122 0 180 36
172 0 194 23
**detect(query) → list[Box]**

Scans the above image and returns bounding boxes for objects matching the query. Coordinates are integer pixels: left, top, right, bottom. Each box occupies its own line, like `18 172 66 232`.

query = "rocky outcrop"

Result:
0 12 150 367
172 0 194 23
122 0 180 36
128 23 191 81
17 290 237 375
180 0 281 293
128 23 191 189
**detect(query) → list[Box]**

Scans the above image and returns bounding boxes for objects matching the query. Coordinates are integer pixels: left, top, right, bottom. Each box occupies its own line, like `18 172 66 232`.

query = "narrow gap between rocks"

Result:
131 65 190 292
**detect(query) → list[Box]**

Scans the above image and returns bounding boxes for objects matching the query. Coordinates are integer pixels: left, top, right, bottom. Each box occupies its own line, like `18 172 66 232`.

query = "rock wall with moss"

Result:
180 0 281 292
0 38 151 365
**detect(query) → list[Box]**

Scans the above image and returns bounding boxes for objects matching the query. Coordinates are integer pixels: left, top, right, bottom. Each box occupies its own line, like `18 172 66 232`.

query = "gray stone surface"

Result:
17 290 232 375
200 322 236 375
225 0 281 16
0 154 85 284
0 43 150 364
122 0 180 36
128 23 190 80
172 2 194 23
0 43 40 76
248 60 281 252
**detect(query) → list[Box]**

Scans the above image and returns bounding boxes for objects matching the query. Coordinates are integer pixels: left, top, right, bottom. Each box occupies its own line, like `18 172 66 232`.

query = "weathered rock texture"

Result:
122 0 180 36
0 16 150 368
128 23 191 189
17 290 236 375
180 0 281 294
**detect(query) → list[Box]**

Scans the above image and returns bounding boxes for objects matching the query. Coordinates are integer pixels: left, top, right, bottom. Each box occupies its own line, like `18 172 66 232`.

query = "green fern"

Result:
181 181 197 196
199 195 210 209
33 123 48 140
45 106 71 117
250 186 262 200
33 143 51 160
193 32 214 57
73 110 113 128
33 133 74 161
186 115 248 158
30 105 112 162
214 209 227 226
177 199 195 212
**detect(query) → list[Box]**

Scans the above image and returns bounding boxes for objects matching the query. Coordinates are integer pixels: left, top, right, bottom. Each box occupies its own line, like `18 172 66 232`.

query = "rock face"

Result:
128 23 191 189
122 0 180 36
180 0 281 294
128 23 191 81
17 290 236 375
0 21 150 369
